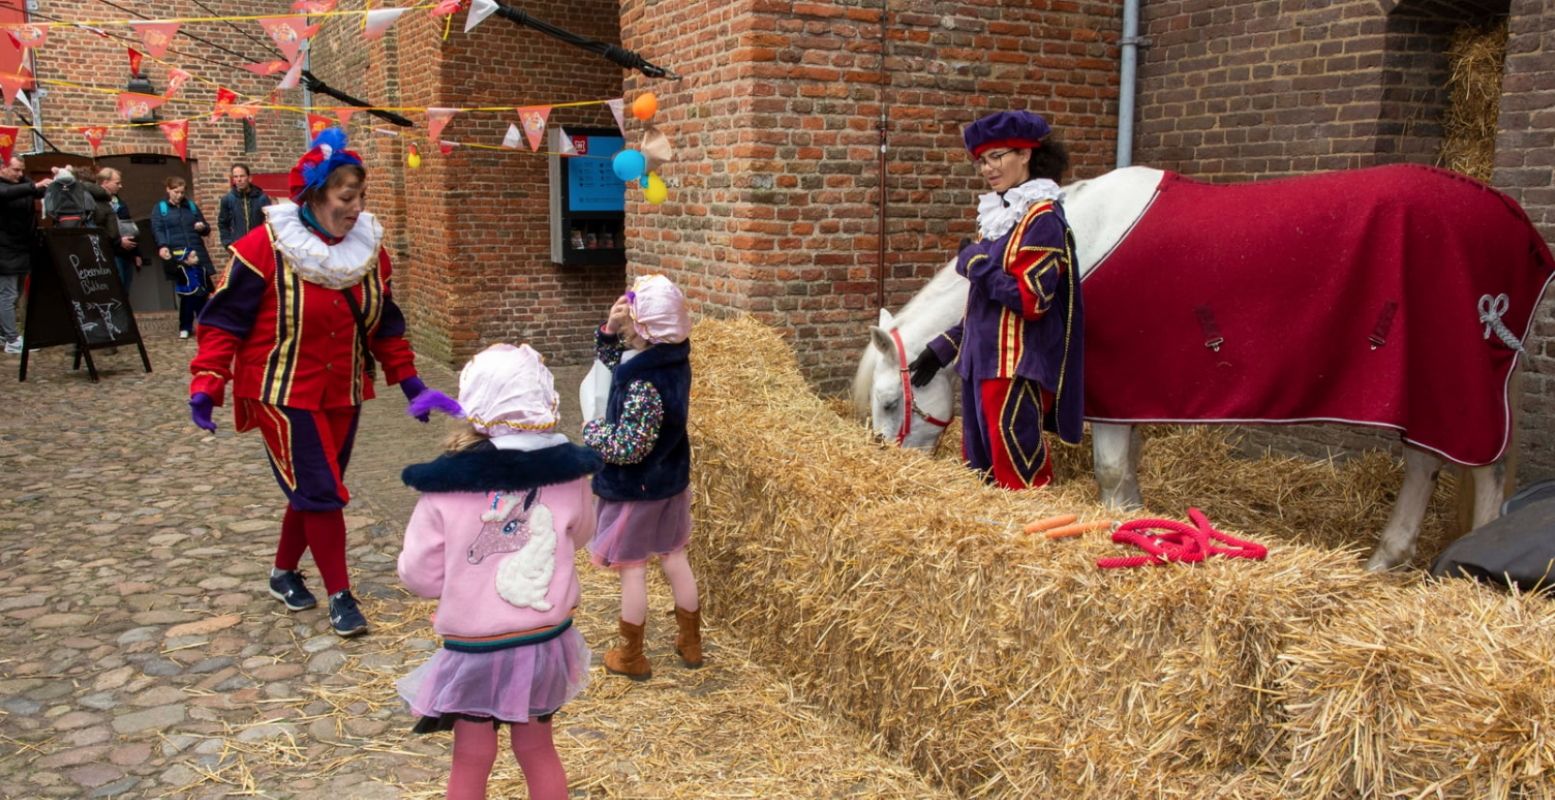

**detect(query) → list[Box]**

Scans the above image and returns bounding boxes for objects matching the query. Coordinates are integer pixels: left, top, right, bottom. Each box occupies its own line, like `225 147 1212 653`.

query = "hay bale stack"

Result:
689 315 1555 797
1440 20 1508 182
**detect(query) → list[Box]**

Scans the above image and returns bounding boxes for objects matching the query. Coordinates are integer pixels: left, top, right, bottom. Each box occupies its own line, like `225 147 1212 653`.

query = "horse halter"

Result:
889 328 954 447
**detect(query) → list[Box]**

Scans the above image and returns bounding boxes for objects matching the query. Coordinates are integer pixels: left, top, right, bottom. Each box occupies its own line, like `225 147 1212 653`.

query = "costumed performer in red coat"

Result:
187 128 457 637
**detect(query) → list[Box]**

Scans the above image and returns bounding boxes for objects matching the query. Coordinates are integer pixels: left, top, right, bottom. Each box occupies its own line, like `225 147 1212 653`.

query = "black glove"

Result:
908 348 943 388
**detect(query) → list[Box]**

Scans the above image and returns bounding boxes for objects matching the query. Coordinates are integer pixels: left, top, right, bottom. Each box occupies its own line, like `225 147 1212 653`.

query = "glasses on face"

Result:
973 149 1015 169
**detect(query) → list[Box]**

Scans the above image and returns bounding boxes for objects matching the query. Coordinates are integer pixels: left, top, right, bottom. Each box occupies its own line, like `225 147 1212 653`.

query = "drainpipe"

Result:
875 0 890 313
1116 0 1142 168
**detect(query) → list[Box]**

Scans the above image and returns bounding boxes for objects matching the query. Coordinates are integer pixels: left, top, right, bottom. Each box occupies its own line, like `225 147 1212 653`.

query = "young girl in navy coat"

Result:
584 274 702 680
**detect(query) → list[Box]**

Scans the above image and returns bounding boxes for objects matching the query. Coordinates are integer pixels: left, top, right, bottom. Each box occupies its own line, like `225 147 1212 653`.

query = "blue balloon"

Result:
612 149 646 183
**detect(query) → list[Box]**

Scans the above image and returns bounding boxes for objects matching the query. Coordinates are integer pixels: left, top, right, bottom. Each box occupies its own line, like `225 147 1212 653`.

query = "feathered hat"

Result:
288 127 363 201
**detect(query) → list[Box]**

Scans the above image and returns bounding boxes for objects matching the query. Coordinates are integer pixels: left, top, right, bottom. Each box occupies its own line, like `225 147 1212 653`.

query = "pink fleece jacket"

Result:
398 476 596 639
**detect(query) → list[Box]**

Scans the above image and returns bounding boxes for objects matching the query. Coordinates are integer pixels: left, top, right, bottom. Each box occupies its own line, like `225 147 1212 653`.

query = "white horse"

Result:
855 166 1546 571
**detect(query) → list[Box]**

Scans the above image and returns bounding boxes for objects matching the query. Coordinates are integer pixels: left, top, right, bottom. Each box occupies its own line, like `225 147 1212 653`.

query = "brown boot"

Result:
603 619 651 680
673 606 703 668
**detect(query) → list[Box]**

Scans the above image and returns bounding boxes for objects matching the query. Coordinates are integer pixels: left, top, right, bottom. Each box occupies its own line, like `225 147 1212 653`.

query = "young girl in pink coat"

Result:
396 343 602 800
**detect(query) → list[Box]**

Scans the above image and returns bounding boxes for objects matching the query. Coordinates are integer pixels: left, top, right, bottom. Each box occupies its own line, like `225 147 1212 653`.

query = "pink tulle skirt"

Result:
397 627 590 728
588 490 693 568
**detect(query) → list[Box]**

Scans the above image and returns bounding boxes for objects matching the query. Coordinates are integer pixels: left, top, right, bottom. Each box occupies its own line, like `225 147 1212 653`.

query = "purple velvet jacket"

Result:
925 198 1085 444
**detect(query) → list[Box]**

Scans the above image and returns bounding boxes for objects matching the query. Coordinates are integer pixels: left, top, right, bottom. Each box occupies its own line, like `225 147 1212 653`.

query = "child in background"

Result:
584 274 703 680
397 343 602 800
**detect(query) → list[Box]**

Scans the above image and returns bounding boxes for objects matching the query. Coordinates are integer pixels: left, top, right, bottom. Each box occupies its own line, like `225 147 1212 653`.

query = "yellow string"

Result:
1 4 441 29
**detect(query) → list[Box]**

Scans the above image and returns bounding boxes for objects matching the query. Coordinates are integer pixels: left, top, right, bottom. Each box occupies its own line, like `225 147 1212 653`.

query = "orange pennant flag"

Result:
127 48 144 77
130 21 180 58
116 92 165 121
79 126 107 157
165 67 192 98
5 23 47 52
306 113 333 140
334 108 357 128
159 119 190 161
259 16 318 65
516 106 551 152
425 108 457 144
0 126 18 164
211 87 238 119
242 60 291 77
0 69 33 108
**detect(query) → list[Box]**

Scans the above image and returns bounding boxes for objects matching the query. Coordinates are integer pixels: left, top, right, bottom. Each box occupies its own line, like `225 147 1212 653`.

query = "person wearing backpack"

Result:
0 157 52 355
218 164 270 251
42 165 96 229
151 176 214 339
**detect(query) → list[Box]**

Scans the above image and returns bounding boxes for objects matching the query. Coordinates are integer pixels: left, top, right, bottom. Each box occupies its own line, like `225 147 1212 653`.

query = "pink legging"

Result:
617 546 700 625
447 718 566 800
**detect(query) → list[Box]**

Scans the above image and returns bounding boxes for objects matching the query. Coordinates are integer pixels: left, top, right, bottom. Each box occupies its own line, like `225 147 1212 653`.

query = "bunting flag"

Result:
116 91 165 121
605 98 626 135
165 67 192 98
228 104 261 121
258 16 318 65
79 126 107 157
159 119 189 161
211 86 238 119
127 48 144 77
465 0 500 33
292 0 339 11
557 128 579 155
5 24 47 52
425 107 457 144
500 123 521 150
0 127 18 164
306 113 333 139
362 8 410 40
430 0 462 18
130 22 180 58
276 56 306 90
0 70 32 109
334 107 357 128
438 140 456 156
242 60 291 77
517 106 550 152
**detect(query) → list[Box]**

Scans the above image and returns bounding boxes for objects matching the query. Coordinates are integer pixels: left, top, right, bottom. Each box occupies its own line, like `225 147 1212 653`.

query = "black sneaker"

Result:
268 570 318 611
329 590 368 637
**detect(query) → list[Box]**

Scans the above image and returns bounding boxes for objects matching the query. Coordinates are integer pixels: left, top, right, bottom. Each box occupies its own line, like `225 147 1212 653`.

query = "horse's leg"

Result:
1468 461 1507 530
1093 422 1143 510
1365 447 1444 572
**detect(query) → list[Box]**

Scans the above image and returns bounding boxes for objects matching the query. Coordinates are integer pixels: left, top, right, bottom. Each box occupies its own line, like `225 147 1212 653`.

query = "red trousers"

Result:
970 378 1055 490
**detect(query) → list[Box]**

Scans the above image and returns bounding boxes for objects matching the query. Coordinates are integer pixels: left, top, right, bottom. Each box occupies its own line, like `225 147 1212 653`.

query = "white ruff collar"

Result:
265 202 383 289
977 178 1064 241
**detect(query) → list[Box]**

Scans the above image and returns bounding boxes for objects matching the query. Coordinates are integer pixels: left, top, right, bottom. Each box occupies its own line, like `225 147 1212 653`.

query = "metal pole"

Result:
1116 0 1142 168
874 0 890 313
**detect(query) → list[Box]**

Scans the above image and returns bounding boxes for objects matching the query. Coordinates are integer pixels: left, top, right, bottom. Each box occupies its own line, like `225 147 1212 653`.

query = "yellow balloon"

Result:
407 145 422 169
644 172 668 205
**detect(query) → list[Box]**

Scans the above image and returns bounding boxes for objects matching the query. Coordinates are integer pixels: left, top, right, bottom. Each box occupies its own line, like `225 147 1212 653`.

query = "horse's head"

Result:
868 309 955 451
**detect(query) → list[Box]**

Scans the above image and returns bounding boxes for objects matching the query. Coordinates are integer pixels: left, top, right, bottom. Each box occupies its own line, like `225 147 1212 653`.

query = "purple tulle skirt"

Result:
588 490 693 568
397 626 590 729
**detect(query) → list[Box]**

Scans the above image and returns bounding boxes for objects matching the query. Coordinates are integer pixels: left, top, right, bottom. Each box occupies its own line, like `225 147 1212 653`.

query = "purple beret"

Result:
963 110 1051 158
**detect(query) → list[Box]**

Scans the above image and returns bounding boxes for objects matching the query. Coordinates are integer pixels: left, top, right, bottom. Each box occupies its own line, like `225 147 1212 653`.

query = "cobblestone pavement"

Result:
0 315 947 799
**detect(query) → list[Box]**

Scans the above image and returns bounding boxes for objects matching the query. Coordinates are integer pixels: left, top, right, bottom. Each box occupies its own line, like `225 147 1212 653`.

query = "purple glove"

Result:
400 376 461 423
189 392 217 432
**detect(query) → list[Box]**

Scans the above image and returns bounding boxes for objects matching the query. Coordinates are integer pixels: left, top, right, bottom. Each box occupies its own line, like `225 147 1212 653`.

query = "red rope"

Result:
1095 508 1268 570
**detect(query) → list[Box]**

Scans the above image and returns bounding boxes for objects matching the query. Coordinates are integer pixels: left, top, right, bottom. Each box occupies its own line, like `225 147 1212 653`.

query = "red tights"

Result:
273 507 350 595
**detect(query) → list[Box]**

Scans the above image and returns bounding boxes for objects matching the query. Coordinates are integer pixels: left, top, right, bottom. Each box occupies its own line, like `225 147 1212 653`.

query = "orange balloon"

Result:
631 92 658 122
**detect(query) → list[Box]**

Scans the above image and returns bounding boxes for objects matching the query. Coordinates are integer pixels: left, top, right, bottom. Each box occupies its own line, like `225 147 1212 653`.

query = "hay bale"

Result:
689 315 1555 797
1440 20 1508 182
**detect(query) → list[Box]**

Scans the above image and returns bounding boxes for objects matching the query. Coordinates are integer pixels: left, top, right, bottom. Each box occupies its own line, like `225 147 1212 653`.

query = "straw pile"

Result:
689 315 1555 798
1440 20 1508 182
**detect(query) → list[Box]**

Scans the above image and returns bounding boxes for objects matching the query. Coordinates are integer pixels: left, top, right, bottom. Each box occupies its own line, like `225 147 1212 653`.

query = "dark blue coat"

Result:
150 198 213 267
592 340 692 502
218 188 270 248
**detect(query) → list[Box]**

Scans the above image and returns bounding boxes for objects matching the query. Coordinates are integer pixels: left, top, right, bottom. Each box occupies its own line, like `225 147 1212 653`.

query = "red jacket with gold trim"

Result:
189 223 417 409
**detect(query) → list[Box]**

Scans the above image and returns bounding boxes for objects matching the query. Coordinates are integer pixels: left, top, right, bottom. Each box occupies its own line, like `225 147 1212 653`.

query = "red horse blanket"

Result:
1082 164 1555 465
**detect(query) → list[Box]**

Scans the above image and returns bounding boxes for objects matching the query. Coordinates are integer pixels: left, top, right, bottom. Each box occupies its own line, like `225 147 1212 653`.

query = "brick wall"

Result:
302 1 627 368
30 1 302 230
1133 0 1555 482
620 0 1122 392
1495 0 1555 482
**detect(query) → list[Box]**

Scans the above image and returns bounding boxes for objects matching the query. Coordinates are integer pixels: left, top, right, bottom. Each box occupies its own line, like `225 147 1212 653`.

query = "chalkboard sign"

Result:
18 228 151 382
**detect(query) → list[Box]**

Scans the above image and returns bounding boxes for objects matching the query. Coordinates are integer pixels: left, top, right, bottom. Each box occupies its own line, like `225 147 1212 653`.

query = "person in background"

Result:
218 163 270 251
0 157 51 355
98 168 141 293
151 176 214 339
